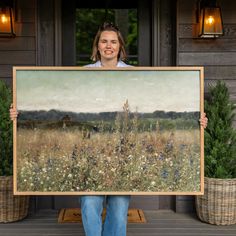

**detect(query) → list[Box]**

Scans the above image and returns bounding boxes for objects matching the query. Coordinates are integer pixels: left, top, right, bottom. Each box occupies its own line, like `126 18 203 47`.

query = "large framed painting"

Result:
13 67 204 195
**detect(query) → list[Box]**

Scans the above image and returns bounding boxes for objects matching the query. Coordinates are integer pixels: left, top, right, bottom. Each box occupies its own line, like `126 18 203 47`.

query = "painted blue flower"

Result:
179 144 187 151
165 141 173 152
47 158 53 167
174 169 180 179
161 169 168 179
189 158 194 166
158 152 164 160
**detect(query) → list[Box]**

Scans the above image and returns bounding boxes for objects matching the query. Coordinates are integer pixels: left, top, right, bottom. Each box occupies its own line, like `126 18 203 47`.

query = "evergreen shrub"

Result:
0 80 13 176
204 81 236 178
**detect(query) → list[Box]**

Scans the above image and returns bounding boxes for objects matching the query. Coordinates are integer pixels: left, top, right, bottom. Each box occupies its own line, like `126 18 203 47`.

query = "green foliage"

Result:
126 10 137 55
204 81 236 178
76 9 115 57
0 80 13 176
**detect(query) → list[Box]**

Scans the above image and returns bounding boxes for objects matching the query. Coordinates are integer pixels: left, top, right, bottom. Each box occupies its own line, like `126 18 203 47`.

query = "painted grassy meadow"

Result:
17 101 200 193
15 69 202 194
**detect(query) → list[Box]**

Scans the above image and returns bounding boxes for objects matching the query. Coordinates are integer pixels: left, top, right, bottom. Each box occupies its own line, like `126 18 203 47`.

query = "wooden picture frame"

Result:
13 67 204 195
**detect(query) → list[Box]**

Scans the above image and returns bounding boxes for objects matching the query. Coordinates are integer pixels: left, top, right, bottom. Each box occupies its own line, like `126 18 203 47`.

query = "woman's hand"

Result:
9 104 18 121
199 112 208 129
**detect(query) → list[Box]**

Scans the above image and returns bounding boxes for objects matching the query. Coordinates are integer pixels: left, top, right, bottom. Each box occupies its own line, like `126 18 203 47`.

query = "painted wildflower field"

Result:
14 68 203 194
17 101 201 193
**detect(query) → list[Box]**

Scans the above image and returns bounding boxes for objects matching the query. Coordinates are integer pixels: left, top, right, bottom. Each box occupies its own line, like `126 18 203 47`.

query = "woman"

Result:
80 22 131 236
10 22 208 236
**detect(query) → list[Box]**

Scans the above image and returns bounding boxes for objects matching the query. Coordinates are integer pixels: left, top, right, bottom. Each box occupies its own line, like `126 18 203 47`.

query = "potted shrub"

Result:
0 80 29 223
196 81 236 225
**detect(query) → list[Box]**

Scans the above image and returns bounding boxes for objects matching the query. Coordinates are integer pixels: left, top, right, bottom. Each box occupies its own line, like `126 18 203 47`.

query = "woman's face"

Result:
98 31 120 61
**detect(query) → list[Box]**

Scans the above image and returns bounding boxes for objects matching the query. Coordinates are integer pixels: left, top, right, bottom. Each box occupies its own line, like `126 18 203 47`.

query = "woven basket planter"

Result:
0 176 29 223
196 177 236 225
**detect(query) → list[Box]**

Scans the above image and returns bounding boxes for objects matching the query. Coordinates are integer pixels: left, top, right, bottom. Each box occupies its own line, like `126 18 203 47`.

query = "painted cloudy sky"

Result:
16 70 201 113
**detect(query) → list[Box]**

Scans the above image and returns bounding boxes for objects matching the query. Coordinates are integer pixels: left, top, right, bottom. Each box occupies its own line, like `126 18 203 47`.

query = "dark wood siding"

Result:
0 0 36 87
177 0 236 105
176 0 236 212
36 0 55 66
159 0 176 66
138 0 152 66
1 0 235 213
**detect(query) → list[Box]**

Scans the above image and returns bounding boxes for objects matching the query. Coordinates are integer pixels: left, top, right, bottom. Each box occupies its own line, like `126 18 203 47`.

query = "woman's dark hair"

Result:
91 22 127 62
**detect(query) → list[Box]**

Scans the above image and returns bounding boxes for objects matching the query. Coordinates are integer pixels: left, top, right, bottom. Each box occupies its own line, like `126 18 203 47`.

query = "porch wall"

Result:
176 0 236 210
1 0 236 213
177 0 236 126
0 0 36 87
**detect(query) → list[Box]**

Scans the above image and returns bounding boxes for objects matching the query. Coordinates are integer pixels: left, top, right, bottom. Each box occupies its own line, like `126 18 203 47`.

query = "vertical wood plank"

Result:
36 0 55 66
160 0 177 66
55 0 62 66
61 0 76 66
138 0 151 66
35 0 56 209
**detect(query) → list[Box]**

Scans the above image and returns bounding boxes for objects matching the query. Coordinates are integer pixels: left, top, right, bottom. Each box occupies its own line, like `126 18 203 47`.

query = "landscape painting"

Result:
13 67 204 195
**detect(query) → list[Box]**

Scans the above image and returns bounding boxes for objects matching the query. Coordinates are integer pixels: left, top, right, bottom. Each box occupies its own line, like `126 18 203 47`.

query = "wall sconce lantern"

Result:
198 0 223 38
0 0 15 37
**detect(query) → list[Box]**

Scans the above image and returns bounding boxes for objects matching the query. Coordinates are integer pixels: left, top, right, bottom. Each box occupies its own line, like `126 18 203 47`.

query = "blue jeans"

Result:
80 195 130 236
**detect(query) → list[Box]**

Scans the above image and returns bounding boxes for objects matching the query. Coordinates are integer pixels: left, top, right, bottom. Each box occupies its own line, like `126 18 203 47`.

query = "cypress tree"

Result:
0 80 13 176
204 81 236 178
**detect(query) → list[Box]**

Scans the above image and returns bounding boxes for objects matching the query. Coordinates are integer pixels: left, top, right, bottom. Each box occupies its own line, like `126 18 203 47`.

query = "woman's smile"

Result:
98 31 120 60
